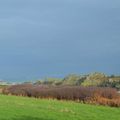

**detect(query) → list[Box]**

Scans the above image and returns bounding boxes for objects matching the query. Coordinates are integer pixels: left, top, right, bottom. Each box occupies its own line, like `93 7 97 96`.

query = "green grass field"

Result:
0 95 120 120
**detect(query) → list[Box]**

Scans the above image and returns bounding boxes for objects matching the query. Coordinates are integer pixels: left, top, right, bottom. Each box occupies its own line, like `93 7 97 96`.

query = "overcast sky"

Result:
0 0 120 82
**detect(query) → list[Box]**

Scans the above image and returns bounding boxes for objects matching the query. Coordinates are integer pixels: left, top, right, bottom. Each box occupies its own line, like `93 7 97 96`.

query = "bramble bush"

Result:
2 84 120 107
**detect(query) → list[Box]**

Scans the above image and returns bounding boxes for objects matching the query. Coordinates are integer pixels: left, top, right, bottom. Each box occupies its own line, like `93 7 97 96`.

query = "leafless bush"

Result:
2 84 120 107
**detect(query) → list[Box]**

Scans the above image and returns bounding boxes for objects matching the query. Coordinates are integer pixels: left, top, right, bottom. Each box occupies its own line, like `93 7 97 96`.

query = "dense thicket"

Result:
3 84 120 107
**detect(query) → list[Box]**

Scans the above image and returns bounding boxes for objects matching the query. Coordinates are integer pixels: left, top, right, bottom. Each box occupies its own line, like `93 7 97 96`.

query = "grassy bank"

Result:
0 95 120 120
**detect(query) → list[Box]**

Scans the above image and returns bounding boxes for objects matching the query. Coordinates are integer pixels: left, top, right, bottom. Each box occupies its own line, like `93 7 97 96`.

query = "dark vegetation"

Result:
3 84 120 107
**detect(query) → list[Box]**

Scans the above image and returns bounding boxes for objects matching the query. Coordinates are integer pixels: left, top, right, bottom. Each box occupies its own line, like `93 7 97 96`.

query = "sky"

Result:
0 0 120 82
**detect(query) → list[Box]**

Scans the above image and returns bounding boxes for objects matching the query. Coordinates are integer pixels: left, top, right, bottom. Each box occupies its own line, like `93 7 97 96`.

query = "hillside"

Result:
35 73 120 90
0 95 120 120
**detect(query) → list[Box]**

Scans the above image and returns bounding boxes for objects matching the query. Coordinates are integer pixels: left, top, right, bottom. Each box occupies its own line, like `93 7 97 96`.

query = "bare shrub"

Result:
2 84 120 107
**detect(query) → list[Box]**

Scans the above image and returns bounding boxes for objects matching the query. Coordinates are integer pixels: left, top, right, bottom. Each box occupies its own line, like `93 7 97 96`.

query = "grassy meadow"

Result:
0 94 120 120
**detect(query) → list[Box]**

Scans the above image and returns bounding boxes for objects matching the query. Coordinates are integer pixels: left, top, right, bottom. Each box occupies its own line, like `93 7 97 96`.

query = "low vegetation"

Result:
3 84 120 107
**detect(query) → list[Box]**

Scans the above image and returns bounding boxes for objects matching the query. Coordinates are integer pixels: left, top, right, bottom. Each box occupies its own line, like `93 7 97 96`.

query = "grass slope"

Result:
0 95 120 120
